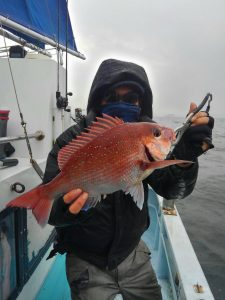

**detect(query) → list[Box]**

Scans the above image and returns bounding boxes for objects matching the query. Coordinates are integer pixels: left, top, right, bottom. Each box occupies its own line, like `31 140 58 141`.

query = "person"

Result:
44 59 214 300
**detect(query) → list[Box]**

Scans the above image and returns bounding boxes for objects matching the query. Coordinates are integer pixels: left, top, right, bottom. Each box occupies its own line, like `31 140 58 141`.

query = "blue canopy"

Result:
0 0 78 52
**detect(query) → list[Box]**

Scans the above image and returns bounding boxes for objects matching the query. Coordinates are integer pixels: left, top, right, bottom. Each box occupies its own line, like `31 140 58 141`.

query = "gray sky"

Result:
68 0 224 117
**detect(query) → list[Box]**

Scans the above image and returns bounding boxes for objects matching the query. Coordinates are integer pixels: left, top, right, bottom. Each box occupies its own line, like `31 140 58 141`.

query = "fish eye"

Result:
153 128 161 138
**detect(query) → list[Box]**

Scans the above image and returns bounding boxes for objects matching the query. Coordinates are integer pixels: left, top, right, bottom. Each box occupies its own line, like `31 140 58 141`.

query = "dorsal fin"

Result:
57 114 124 170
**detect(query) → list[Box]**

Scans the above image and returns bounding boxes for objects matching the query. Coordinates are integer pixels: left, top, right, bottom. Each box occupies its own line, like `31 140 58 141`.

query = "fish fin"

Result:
139 159 193 171
124 184 144 210
81 195 102 211
58 114 124 170
6 185 53 227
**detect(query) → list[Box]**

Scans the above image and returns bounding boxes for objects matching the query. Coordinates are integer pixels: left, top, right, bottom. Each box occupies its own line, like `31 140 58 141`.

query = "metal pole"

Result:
0 130 45 144
0 27 52 57
0 15 86 59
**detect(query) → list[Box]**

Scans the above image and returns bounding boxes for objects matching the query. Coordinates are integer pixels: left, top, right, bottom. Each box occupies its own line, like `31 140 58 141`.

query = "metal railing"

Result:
0 130 45 144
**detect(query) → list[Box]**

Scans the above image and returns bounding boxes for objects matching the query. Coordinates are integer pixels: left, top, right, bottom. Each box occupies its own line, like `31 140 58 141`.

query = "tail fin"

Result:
7 185 53 227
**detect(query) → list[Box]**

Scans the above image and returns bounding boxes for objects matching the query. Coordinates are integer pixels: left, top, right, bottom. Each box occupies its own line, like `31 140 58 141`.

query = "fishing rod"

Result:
56 0 72 111
168 93 213 156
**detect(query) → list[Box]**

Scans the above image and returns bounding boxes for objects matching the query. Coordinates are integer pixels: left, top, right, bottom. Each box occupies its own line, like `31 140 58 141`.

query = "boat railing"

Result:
0 130 45 144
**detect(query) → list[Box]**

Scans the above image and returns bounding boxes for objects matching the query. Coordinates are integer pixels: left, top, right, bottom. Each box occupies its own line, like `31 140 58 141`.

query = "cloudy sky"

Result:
68 0 224 117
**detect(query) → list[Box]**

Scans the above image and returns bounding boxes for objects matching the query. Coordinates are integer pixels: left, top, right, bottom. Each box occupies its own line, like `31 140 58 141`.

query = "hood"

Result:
86 59 153 120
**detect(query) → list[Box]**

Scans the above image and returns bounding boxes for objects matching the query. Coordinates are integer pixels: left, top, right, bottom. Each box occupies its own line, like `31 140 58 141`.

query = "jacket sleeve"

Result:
43 123 85 227
145 160 199 200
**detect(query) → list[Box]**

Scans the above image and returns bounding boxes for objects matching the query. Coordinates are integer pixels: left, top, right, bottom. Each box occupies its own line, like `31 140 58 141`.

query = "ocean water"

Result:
156 116 225 300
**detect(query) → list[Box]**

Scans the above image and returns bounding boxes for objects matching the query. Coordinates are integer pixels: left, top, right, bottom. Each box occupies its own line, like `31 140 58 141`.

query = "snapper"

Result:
7 114 189 226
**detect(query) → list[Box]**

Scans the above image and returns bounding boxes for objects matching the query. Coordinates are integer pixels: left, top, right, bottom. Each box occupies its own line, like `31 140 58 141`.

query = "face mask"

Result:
101 102 141 122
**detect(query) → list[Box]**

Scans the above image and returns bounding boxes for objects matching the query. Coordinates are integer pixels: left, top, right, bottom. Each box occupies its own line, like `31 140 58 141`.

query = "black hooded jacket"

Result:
44 59 198 270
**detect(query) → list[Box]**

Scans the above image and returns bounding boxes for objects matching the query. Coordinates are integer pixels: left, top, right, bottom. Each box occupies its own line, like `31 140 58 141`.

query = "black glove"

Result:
172 116 214 161
48 194 92 227
48 195 78 226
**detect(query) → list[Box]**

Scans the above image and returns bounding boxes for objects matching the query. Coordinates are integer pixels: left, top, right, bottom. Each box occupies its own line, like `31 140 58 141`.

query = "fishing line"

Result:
57 0 60 92
0 21 44 180
55 0 72 130
1 23 21 114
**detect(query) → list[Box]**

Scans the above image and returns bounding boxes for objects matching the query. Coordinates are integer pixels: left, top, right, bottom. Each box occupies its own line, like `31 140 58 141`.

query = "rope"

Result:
0 21 44 180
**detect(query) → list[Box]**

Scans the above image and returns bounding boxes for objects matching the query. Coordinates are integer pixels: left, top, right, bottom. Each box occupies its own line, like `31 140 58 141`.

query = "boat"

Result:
0 1 214 299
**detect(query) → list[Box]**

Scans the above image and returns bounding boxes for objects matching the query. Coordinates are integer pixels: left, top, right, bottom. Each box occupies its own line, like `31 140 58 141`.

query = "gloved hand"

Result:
172 102 214 162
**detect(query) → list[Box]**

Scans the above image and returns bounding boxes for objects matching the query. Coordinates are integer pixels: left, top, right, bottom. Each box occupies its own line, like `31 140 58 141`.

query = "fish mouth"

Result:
145 146 156 162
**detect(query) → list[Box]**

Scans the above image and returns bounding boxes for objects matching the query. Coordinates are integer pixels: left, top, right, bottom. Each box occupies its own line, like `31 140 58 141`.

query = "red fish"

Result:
7 115 190 226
